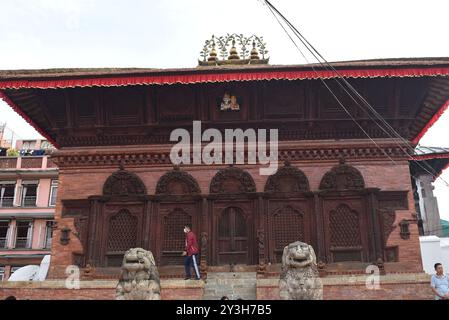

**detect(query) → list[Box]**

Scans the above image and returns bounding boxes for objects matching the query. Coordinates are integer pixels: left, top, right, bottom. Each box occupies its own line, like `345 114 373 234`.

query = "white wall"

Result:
420 236 449 274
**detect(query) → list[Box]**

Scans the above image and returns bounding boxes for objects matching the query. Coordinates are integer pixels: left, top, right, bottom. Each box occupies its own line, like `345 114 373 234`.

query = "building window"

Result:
0 220 10 248
14 220 33 249
0 266 4 281
21 140 36 150
44 221 53 249
40 140 53 150
0 183 15 208
21 181 38 207
49 180 58 207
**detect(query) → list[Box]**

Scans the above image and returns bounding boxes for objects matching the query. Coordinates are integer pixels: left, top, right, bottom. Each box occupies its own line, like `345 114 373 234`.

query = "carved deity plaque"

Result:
220 92 240 111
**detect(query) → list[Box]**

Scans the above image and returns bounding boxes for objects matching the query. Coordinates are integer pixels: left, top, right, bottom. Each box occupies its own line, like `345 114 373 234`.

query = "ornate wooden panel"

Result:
217 207 248 265
211 200 255 265
272 205 305 262
319 160 365 190
103 86 144 126
103 167 147 196
323 200 368 263
264 162 309 192
329 204 361 247
107 209 138 253
263 81 304 119
104 207 141 267
156 168 201 195
43 89 67 127
157 85 195 122
70 88 97 127
210 166 256 194
161 208 192 265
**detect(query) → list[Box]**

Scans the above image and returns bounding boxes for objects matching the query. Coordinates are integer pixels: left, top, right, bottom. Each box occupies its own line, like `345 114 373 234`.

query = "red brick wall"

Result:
48 143 422 278
257 282 433 300
0 284 203 300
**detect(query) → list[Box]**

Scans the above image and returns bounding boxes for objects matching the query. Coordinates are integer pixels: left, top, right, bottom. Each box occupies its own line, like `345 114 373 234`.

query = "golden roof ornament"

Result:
228 39 240 60
250 41 260 60
199 34 269 66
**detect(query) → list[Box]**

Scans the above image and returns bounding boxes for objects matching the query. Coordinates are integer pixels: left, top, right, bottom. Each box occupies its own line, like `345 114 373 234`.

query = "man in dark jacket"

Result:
182 224 200 280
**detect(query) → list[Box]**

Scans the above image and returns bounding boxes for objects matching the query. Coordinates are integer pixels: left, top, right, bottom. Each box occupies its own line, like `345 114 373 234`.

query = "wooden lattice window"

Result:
107 209 138 253
329 204 361 248
273 206 304 250
163 209 191 252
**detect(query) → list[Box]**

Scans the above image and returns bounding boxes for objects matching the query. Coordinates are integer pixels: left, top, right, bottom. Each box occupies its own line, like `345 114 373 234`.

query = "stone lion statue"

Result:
116 248 161 300
279 241 323 300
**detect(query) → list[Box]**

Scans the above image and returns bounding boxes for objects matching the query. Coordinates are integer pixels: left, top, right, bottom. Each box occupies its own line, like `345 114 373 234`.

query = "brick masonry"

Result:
0 273 434 300
47 140 424 279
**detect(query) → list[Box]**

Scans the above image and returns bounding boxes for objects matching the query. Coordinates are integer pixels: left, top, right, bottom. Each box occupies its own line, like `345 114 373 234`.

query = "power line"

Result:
262 0 449 187
264 1 401 167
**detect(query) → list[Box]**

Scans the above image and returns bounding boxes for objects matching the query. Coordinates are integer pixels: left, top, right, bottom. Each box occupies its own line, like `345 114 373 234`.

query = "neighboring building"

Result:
410 146 449 236
441 219 449 237
0 139 57 280
0 122 16 150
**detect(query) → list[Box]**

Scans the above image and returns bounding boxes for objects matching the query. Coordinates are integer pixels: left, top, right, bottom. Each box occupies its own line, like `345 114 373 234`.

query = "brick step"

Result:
203 272 256 300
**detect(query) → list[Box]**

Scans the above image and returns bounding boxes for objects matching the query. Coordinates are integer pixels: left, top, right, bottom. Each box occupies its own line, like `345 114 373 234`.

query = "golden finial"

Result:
207 35 218 62
228 39 240 60
250 41 260 60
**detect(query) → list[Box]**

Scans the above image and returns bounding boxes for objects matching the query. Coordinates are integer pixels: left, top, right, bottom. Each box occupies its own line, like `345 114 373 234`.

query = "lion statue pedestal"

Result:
279 241 323 300
116 248 161 300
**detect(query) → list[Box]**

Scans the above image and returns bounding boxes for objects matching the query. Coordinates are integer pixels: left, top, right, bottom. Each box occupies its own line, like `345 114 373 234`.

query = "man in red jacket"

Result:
182 224 200 280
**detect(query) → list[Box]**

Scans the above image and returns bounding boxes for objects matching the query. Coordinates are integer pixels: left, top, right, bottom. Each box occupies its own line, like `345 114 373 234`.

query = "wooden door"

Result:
217 207 248 265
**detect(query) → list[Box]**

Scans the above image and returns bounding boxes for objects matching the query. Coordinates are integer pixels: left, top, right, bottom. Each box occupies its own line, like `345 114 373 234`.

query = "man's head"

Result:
184 224 192 234
435 263 443 274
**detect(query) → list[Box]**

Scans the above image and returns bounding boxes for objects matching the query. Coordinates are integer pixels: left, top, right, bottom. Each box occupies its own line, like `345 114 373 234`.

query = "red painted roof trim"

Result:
1 67 449 89
1 66 449 148
412 98 449 145
0 90 59 148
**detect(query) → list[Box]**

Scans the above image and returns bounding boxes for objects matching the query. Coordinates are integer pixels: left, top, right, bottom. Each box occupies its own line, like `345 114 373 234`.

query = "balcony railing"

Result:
0 237 7 248
44 237 52 249
0 157 17 169
22 196 37 207
0 197 14 208
15 237 30 249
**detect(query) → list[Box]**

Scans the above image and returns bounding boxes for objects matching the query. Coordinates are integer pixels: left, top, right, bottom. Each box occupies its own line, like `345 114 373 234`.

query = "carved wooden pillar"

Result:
200 197 209 273
257 229 266 275
314 193 326 263
87 198 101 266
143 198 152 251
368 190 383 262
200 232 208 278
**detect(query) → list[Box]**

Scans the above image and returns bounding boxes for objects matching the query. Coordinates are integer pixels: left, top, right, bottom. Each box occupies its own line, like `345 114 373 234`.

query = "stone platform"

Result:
0 272 433 300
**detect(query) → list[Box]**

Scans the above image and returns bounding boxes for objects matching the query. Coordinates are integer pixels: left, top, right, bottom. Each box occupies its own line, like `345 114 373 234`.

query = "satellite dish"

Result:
8 265 40 281
34 255 51 281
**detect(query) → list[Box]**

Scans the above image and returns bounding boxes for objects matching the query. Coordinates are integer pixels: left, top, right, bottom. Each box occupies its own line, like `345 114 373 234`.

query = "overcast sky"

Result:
0 0 448 220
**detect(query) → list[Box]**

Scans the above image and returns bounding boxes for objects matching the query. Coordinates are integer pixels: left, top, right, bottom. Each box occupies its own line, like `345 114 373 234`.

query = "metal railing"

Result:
15 237 30 249
22 196 37 207
44 237 52 249
0 197 14 207
0 237 7 248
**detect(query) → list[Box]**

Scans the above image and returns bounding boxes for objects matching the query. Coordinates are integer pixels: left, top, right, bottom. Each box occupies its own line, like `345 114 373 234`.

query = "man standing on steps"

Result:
182 224 201 280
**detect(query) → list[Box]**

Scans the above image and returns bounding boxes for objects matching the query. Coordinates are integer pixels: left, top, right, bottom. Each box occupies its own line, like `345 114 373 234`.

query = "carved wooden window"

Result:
163 209 191 252
107 209 138 253
273 206 304 254
329 204 362 262
272 206 304 263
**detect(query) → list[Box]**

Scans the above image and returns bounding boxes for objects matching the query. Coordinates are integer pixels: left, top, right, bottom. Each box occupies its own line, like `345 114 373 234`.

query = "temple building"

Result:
1 36 449 298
